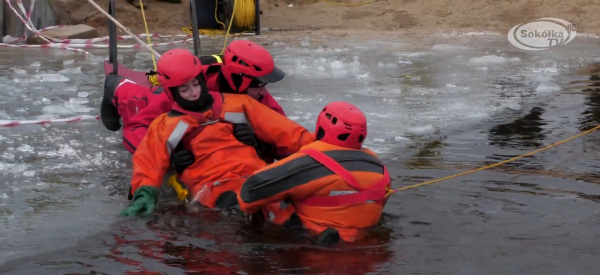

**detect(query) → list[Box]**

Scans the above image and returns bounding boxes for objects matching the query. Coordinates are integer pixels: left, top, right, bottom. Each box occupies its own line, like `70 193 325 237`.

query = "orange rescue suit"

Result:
238 141 391 242
130 92 315 209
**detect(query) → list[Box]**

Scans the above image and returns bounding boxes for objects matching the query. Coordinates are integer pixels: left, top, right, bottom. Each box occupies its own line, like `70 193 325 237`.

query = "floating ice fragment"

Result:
469 55 506 64
535 83 562 93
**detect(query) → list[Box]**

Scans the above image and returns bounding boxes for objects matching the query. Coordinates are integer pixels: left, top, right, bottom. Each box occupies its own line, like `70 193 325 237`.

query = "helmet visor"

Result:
255 66 286 83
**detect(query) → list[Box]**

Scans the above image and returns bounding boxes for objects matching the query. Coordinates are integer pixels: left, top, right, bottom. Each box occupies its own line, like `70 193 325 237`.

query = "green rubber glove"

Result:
119 186 159 217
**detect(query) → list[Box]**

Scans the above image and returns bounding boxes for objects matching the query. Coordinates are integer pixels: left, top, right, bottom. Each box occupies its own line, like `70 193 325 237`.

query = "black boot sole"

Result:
101 74 125 132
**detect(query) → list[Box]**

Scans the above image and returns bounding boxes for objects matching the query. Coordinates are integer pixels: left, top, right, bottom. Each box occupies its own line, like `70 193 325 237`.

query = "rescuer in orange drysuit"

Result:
119 48 314 217
238 101 391 243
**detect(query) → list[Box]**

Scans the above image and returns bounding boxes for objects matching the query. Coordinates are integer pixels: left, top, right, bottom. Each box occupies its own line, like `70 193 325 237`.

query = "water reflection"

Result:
107 208 393 274
2 206 395 274
488 106 547 149
578 68 600 131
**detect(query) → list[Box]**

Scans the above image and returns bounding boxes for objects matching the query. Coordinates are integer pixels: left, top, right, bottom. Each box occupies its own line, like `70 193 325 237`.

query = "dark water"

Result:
1 33 600 274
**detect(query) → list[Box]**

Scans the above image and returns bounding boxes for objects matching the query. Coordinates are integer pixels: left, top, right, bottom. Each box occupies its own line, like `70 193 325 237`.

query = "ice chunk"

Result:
509 57 521 63
431 44 470 51
64 86 78 93
42 105 72 114
407 125 436 135
58 67 81 74
63 103 93 113
43 103 93 114
377 62 396 68
23 171 35 177
469 55 506 64
30 61 41 67
300 39 311 47
85 55 107 64
535 83 562 93
34 74 70 82
539 59 557 67
0 193 8 199
2 153 14 160
17 144 34 153
78 92 89 97
69 98 89 105
330 60 348 79
135 51 152 60
12 68 27 75
41 98 51 105
63 59 75 66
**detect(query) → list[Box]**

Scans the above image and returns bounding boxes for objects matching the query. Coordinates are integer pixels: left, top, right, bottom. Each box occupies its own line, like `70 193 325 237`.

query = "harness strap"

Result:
176 92 223 148
299 148 391 207
301 148 362 190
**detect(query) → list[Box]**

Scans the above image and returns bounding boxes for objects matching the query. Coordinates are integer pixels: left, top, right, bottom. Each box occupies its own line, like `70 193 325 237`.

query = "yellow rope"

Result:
137 0 162 86
220 0 237 54
181 0 256 54
385 125 600 196
232 0 254 30
138 0 157 70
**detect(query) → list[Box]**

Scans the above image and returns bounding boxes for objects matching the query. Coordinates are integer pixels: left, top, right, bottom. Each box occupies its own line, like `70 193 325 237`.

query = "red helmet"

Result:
221 40 285 93
315 101 367 150
156 48 203 100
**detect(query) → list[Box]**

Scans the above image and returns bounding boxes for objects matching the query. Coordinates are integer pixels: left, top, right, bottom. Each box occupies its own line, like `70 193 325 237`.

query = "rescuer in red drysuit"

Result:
100 40 289 171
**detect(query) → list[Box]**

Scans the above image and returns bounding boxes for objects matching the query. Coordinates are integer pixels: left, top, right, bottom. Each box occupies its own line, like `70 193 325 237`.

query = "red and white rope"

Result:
1 0 211 55
0 115 100 127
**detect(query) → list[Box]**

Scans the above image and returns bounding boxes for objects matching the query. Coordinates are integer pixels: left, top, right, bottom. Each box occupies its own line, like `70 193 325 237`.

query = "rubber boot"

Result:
101 74 124 132
312 228 341 246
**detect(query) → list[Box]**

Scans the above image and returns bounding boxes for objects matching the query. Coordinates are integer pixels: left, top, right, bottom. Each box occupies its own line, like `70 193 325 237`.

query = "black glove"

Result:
233 123 257 146
257 140 274 159
170 149 195 174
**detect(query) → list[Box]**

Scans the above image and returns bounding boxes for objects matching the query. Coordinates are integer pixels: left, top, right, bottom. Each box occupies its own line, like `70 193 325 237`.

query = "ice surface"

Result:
77 92 89 97
42 103 92 115
34 74 70 82
431 44 471 51
22 171 35 177
12 68 27 75
69 98 89 105
468 55 507 64
509 57 522 63
408 124 438 135
58 67 81 74
300 38 311 47
64 86 78 93
63 59 75 66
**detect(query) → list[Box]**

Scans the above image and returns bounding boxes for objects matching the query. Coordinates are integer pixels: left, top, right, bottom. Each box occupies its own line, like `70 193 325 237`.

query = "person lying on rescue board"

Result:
119 48 315 217
100 40 288 172
238 101 391 243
